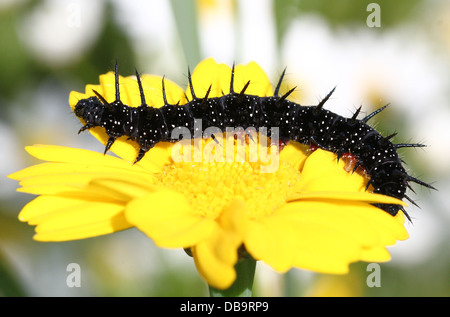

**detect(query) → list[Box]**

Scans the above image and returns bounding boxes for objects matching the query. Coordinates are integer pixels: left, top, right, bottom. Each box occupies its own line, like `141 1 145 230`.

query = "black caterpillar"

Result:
74 63 435 220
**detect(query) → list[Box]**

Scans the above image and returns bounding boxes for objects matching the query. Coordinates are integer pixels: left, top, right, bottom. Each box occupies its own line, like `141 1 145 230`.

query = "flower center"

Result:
156 134 301 219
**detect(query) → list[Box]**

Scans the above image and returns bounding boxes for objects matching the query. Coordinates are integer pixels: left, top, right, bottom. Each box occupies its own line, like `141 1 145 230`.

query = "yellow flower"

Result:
9 58 409 290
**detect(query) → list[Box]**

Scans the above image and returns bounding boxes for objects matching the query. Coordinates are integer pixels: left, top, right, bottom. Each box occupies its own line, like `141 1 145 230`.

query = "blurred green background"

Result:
1 0 449 296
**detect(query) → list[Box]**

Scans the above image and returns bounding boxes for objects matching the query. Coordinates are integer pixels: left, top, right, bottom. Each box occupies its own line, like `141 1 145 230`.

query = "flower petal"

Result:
187 57 273 99
297 149 369 193
246 199 408 274
19 195 93 223
88 177 157 201
11 144 160 175
8 145 161 200
20 145 151 171
125 190 215 248
359 245 392 262
33 214 129 241
246 212 359 274
192 233 237 290
234 61 273 97
30 198 130 241
287 191 407 206
278 141 310 172
209 198 248 264
192 199 249 289
11 164 156 198
245 217 295 272
280 200 408 247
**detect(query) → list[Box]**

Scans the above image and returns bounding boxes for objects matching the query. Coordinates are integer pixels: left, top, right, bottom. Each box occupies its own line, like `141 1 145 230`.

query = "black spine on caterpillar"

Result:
74 63 436 220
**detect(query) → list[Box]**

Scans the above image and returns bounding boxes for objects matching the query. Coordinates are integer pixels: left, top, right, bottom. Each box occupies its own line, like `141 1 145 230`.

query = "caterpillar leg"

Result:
104 136 116 154
134 148 148 164
78 124 94 134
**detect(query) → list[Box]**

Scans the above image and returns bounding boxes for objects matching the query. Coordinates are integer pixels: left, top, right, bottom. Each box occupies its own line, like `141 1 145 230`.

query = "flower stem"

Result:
208 257 257 297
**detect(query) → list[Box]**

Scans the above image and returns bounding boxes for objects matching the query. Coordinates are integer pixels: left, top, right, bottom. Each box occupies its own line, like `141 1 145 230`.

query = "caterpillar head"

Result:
74 96 105 124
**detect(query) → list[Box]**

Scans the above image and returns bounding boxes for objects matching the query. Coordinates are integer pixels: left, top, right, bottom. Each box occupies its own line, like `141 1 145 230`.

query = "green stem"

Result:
208 257 257 297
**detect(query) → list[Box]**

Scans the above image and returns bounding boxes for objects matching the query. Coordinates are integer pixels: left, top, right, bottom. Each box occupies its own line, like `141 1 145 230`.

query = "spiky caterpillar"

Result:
74 63 435 220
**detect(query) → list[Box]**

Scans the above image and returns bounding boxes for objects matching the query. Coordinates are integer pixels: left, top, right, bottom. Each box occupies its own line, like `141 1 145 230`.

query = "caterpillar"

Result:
74 62 435 220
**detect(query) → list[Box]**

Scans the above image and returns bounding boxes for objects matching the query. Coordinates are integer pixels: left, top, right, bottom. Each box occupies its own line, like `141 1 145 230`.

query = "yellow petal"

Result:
234 61 273 97
19 195 94 223
15 145 155 173
245 218 295 272
289 223 360 274
192 235 236 290
359 246 392 262
187 58 233 98
279 200 408 247
211 199 248 264
10 162 144 182
68 91 86 108
125 190 214 248
192 199 249 289
245 199 408 274
297 149 368 193
13 164 156 198
9 145 162 200
187 57 273 99
33 213 130 241
141 74 188 107
32 200 130 241
88 177 157 201
32 200 123 227
278 141 310 172
287 191 407 206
